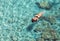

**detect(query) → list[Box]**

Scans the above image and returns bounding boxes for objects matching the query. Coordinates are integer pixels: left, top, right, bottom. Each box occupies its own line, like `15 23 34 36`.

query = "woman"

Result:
32 11 45 22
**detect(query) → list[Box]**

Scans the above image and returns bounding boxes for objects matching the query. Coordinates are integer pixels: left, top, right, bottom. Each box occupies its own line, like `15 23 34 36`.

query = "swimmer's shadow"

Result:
26 23 36 31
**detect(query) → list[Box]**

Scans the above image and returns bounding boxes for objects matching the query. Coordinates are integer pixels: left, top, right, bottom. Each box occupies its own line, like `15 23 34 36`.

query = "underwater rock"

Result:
42 21 49 26
50 31 57 39
34 22 60 41
34 23 51 32
44 27 51 32
36 1 52 10
36 0 60 10
30 38 35 41
23 38 30 41
41 31 52 39
33 27 43 32
48 16 56 25
41 28 58 40
42 16 56 25
36 38 44 41
34 24 57 39
45 23 53 31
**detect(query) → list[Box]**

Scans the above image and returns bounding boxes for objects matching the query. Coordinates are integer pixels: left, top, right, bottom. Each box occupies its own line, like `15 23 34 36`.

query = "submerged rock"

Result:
36 0 60 10
48 16 56 25
41 16 56 25
36 1 52 10
33 27 43 32
34 22 60 41
36 38 44 41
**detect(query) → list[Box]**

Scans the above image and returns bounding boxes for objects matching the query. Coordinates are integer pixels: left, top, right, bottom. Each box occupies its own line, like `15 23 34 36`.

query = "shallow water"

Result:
0 0 60 41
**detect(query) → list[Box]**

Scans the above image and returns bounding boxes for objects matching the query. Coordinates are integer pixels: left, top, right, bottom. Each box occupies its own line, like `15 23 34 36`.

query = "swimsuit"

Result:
35 15 40 18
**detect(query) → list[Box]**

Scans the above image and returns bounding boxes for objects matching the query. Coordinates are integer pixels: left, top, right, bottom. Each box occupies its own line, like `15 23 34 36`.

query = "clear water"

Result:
0 0 60 41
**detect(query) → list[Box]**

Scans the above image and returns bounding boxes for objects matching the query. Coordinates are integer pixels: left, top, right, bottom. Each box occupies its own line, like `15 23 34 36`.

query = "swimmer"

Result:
32 11 45 22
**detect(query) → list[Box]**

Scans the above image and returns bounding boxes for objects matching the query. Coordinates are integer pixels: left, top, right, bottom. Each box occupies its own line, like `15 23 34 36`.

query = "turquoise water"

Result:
0 0 60 41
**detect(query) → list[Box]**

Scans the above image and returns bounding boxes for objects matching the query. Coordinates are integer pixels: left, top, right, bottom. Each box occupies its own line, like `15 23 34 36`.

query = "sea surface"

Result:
0 0 60 41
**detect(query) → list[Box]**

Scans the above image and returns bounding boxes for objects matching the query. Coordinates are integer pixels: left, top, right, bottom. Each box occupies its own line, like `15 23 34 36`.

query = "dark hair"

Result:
32 18 37 22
